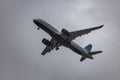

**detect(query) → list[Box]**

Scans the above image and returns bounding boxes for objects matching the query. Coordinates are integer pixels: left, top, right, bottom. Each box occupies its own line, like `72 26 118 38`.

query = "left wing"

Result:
41 39 57 55
68 25 104 41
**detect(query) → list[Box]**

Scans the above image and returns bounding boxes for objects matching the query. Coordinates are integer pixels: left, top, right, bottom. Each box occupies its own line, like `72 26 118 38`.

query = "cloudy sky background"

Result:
0 0 120 80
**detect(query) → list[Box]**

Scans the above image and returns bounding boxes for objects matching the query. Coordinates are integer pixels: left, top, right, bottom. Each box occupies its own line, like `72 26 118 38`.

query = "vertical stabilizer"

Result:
80 44 102 62
84 44 92 53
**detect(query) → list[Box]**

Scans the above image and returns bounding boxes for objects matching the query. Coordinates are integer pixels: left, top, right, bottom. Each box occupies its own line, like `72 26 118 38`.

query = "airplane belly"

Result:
68 41 83 55
53 34 69 45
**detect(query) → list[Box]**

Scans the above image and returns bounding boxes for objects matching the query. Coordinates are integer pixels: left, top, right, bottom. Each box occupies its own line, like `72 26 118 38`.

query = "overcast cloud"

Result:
0 0 120 80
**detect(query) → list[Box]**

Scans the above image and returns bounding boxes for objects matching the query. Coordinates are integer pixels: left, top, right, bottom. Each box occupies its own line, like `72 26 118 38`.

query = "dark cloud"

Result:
0 0 120 80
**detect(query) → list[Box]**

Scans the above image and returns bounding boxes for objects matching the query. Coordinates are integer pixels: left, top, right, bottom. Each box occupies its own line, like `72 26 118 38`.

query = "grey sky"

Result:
0 0 120 80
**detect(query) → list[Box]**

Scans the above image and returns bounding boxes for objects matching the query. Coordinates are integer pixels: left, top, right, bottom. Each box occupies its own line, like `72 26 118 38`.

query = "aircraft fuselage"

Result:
33 19 93 59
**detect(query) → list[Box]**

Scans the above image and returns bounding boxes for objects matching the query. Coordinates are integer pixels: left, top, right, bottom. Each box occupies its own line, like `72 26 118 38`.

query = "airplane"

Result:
33 19 103 61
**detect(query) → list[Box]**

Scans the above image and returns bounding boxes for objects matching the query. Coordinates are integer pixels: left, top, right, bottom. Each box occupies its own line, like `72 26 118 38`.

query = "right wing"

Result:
41 39 57 55
68 25 104 41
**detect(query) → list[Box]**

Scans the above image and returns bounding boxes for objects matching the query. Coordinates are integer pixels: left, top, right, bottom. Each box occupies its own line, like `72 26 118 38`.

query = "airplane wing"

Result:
41 39 57 55
68 25 104 41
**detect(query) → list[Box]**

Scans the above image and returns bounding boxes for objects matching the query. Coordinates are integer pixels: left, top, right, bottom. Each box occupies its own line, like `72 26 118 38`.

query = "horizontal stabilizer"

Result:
89 51 102 55
80 44 102 62
80 57 86 62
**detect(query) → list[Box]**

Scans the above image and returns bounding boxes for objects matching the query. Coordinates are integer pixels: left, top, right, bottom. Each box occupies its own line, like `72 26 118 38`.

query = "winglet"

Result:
99 25 104 28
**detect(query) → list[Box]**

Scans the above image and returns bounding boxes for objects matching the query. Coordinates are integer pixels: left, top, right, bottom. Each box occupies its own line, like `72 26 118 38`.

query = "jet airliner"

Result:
33 19 103 61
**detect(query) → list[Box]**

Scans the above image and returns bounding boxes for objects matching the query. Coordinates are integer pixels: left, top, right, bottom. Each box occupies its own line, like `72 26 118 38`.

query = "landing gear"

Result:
56 47 59 50
55 43 60 50
37 27 40 30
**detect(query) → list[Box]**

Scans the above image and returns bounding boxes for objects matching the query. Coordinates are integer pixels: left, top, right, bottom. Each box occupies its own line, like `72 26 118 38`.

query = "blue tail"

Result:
80 44 92 62
84 44 92 53
80 44 102 62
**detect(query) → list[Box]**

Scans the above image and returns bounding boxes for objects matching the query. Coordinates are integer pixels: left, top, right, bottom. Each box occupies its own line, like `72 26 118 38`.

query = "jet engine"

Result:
42 38 51 46
61 28 70 36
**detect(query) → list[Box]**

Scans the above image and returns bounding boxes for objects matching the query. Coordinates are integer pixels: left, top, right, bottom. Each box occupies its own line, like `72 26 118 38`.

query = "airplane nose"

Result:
33 19 37 23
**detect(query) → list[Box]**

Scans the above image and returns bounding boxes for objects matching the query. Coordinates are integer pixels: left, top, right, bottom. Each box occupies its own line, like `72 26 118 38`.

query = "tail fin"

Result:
80 44 102 62
80 44 92 61
84 44 92 53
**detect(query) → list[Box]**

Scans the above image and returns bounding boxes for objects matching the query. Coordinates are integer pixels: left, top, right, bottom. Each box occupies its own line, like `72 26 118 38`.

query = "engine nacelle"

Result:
61 28 70 36
42 38 51 46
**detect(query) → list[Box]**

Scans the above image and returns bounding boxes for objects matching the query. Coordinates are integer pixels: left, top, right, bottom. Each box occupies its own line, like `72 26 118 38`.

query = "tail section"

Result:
84 44 92 53
80 44 102 62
